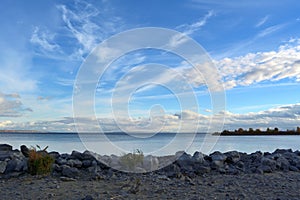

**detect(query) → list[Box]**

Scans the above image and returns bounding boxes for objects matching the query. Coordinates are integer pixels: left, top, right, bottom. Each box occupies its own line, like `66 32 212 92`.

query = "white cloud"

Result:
175 110 208 120
77 110 210 133
55 78 75 87
30 27 60 52
204 109 212 113
0 120 13 128
255 15 269 28
181 10 214 35
169 10 214 48
223 103 300 130
0 93 32 117
0 102 299 132
94 46 122 63
28 1 122 61
216 39 300 89
257 24 285 38
57 1 122 59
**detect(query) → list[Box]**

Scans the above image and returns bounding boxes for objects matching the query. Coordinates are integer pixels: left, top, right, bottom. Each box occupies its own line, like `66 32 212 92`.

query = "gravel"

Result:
0 172 300 199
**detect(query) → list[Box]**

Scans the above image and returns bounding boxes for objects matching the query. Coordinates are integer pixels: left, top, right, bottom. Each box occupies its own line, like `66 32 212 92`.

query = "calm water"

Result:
1 132 300 156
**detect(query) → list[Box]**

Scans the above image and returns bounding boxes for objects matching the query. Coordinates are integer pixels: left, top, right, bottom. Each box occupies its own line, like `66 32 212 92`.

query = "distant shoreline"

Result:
0 130 68 134
215 127 300 136
2 129 300 136
0 130 205 135
215 132 300 136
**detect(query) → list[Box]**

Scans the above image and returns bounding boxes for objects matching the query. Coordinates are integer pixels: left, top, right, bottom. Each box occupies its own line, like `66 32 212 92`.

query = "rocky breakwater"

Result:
0 144 28 178
1 144 300 180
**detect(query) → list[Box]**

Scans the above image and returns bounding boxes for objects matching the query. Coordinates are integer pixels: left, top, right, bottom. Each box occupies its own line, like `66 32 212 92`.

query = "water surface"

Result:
0 132 299 156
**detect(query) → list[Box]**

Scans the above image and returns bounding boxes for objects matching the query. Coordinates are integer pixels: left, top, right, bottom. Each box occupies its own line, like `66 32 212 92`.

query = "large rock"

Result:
0 151 12 161
56 157 67 165
194 165 211 174
143 155 159 171
192 152 210 174
5 157 27 173
225 151 240 163
211 160 224 170
282 152 300 165
161 163 181 178
260 157 276 172
53 164 62 172
82 160 92 168
92 154 110 169
192 152 206 163
175 152 192 164
210 151 227 162
175 152 194 173
294 150 300 156
247 151 263 167
249 151 263 161
235 161 245 172
5 159 18 173
273 149 293 154
87 163 100 174
10 151 25 160
276 156 290 171
295 159 300 170
20 145 29 157
14 159 27 172
209 151 227 170
82 150 97 160
67 159 82 168
0 144 12 151
61 165 79 178
227 165 239 175
48 151 60 159
0 161 7 173
71 150 84 160
60 153 71 160
175 151 191 160
109 155 121 169
289 165 299 171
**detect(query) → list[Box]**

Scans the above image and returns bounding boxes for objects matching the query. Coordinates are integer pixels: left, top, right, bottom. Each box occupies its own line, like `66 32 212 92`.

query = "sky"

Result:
0 0 300 132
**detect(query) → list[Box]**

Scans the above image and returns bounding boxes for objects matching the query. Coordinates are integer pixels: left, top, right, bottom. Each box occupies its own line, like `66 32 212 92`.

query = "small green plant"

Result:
120 149 144 170
28 145 54 175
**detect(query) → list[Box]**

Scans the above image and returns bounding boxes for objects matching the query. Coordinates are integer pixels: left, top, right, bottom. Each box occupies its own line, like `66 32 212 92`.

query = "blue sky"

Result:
0 0 300 132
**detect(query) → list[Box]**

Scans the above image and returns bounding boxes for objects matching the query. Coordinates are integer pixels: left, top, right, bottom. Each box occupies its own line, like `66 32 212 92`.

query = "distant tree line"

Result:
217 127 300 135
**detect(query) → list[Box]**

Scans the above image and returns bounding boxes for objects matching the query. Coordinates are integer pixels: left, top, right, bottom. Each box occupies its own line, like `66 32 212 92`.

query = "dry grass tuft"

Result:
28 145 54 175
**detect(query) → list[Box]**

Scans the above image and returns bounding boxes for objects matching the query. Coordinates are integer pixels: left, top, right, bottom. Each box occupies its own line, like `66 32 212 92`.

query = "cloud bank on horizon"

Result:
0 0 299 132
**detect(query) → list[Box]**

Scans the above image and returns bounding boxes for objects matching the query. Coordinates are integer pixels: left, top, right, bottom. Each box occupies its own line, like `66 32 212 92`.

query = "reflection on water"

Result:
1 132 300 155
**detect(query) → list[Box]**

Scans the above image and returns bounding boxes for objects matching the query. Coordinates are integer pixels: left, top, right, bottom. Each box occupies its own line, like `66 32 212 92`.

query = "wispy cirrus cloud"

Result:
188 0 287 11
56 1 123 60
216 23 287 59
169 10 214 48
177 10 215 35
255 15 269 28
256 23 285 38
30 27 61 53
30 1 123 61
55 77 75 87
